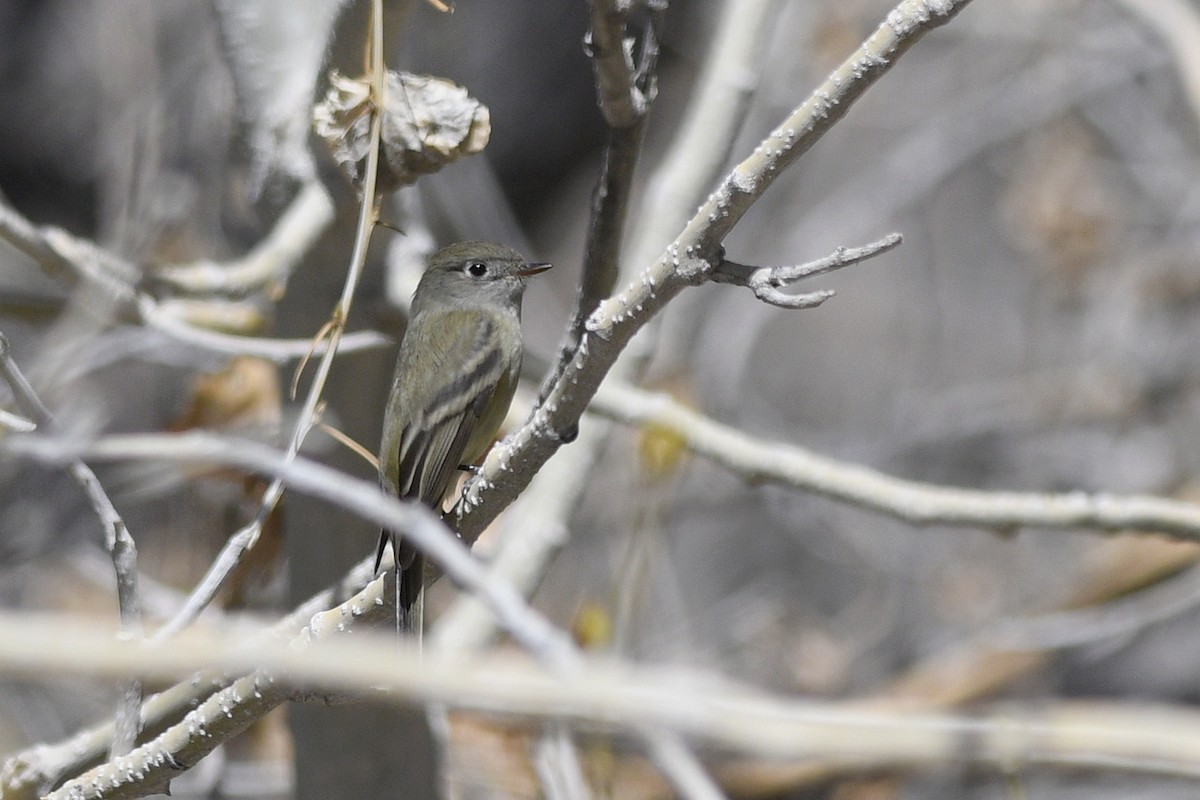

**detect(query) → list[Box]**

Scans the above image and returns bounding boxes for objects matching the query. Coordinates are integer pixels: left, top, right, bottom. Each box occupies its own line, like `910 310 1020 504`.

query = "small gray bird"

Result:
376 241 550 634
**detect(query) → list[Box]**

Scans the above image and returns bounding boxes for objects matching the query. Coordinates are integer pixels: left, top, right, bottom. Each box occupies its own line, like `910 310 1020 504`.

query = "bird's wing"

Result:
383 309 514 507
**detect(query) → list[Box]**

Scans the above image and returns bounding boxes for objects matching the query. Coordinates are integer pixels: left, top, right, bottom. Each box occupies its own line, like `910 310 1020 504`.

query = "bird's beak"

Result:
516 262 552 277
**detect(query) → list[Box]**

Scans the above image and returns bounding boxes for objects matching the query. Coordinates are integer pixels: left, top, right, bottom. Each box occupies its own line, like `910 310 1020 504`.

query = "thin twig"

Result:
589 381 1200 540
711 232 902 309
0 332 143 757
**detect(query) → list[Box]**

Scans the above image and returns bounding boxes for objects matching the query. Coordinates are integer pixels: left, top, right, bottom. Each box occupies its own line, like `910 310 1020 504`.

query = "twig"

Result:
585 0 661 129
588 381 1200 540
712 232 902 309
0 333 143 757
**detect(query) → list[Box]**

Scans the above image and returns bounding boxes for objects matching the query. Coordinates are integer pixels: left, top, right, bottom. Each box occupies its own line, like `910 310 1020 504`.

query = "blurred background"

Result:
3 0 1200 798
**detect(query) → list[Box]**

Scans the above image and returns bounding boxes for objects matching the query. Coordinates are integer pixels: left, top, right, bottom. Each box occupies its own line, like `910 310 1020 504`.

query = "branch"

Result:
0 332 143 757
41 576 393 800
588 381 1200 541
550 1 666 388
1 560 376 799
454 0 975 542
585 0 662 128
712 232 902 309
433 0 781 654
5 613 1200 786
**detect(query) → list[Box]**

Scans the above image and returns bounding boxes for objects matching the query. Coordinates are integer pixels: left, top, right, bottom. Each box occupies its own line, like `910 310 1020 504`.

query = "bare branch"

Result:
6 613 1200 787
1 561 376 798
41 577 393 800
455 0 975 542
0 332 143 757
0 407 36 432
589 382 1200 541
549 1 666 389
713 232 902 309
0 181 393 364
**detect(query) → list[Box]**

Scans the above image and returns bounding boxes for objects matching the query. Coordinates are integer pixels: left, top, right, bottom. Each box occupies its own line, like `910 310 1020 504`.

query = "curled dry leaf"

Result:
313 69 491 191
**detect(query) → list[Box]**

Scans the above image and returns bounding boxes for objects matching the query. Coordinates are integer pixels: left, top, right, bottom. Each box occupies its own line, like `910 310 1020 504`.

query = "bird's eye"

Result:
466 261 488 277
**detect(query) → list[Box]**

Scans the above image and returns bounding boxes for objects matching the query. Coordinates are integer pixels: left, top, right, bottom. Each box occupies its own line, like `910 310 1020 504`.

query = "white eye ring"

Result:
467 261 488 277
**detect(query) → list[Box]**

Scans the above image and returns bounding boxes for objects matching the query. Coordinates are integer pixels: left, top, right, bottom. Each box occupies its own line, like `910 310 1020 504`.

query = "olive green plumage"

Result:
376 241 549 634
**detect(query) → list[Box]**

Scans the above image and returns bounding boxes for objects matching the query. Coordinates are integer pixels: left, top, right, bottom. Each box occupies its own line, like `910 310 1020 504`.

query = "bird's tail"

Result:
398 553 425 637
377 531 424 638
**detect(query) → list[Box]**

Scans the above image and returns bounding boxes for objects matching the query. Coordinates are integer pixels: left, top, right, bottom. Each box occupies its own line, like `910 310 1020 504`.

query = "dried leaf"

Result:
314 69 491 191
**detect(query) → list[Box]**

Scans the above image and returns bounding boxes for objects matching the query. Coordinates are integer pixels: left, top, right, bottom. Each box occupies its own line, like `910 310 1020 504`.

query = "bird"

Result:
376 240 550 635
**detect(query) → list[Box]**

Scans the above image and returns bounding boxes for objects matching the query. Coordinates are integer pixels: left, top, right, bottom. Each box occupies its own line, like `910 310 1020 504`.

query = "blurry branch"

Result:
5 614 1200 786
0 407 35 432
138 296 391 361
552 1 665 387
0 332 143 758
12 538 1196 799
0 200 138 300
1115 0 1200 131
0 180 392 362
147 180 334 297
585 0 661 128
2 558 377 800
713 232 903 309
589 382 1200 541
455 0 975 541
40 575 393 800
0 182 334 330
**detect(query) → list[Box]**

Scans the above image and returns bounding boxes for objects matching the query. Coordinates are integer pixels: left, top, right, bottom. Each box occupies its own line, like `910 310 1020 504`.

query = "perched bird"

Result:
377 241 550 634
